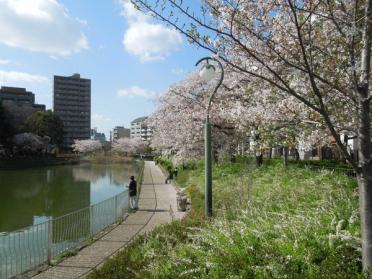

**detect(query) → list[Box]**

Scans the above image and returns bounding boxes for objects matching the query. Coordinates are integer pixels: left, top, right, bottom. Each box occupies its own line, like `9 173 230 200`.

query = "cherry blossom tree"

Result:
149 69 323 164
132 0 372 270
112 137 149 156
149 72 206 161
72 139 102 155
12 133 50 155
133 138 151 155
148 71 240 163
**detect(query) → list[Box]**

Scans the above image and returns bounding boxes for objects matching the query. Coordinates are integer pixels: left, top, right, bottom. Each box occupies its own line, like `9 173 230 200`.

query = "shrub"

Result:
155 156 174 172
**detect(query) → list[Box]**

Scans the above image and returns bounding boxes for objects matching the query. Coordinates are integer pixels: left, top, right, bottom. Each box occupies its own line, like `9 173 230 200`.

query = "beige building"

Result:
130 116 152 141
113 126 130 140
53 74 91 147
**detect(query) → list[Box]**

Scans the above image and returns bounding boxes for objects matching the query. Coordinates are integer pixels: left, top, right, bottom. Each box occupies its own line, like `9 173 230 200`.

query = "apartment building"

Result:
53 74 91 147
130 116 152 141
113 126 130 140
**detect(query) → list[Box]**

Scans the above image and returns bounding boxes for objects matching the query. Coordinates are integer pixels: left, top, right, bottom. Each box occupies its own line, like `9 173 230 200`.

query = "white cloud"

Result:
120 1 182 62
0 59 10 65
120 1 148 22
117 85 156 99
0 0 88 56
0 70 48 83
76 18 88 26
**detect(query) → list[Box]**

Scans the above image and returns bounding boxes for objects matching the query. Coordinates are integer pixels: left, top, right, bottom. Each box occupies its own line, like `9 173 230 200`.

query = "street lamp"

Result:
195 57 224 218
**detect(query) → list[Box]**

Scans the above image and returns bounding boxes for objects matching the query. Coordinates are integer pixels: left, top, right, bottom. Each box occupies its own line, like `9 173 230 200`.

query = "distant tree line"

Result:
0 100 64 155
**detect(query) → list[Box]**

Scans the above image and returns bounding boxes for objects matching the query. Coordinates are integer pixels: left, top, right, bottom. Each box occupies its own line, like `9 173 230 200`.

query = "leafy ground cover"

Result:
88 160 362 278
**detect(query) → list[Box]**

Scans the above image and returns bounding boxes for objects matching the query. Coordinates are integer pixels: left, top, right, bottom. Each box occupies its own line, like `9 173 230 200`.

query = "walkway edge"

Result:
32 161 185 279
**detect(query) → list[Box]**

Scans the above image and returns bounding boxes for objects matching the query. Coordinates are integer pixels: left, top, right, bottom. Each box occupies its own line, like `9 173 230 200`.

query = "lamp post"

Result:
195 57 224 218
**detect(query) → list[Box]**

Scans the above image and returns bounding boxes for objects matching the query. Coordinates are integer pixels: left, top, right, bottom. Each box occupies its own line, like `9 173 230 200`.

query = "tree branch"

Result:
288 0 358 169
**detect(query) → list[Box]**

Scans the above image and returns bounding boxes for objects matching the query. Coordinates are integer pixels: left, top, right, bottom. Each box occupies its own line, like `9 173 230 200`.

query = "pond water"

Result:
0 161 141 278
0 162 139 233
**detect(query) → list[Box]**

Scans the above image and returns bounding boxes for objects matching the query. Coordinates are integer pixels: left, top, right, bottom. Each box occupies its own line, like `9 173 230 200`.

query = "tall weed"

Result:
159 164 361 278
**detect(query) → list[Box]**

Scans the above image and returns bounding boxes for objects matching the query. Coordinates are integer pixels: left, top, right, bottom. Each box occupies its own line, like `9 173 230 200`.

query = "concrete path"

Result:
32 161 185 279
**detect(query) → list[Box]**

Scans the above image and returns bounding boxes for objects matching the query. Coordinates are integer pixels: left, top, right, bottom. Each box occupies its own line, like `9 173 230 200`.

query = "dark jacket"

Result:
129 180 137 197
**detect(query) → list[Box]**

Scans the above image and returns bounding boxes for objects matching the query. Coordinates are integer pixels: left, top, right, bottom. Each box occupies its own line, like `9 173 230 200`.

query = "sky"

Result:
0 0 207 137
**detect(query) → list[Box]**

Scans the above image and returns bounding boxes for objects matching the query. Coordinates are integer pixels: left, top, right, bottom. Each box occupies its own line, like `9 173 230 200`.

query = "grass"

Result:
88 160 361 278
52 250 77 265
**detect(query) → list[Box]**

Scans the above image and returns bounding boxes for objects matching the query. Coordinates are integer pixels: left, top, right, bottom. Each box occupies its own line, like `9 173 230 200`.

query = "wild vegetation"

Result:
89 159 361 278
131 0 372 269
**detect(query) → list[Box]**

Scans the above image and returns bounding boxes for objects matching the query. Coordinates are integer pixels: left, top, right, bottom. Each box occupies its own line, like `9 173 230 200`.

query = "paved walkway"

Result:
32 161 185 279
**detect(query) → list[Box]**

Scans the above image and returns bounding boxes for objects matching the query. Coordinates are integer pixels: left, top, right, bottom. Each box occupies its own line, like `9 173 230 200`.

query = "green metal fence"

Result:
0 190 129 279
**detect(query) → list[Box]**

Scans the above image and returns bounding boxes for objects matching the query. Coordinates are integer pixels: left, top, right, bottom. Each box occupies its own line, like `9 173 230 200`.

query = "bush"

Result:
155 156 174 172
181 160 200 170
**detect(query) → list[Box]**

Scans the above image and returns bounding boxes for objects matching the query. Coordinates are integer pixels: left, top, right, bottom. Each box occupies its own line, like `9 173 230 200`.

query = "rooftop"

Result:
0 86 32 95
131 116 148 124
54 73 90 81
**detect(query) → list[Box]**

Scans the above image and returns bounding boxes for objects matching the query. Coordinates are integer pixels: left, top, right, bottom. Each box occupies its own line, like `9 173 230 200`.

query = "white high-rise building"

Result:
130 116 152 141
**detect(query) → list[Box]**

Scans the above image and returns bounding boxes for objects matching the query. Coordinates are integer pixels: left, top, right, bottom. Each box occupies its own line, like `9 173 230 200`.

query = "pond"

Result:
0 161 140 233
0 161 141 278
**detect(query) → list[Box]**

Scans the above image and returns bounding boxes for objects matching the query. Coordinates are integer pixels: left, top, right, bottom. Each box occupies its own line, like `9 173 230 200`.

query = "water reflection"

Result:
73 163 133 185
0 162 137 232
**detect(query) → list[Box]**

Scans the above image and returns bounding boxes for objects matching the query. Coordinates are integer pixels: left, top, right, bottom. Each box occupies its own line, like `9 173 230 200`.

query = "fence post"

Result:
128 190 131 212
90 206 94 236
47 219 53 265
115 195 118 221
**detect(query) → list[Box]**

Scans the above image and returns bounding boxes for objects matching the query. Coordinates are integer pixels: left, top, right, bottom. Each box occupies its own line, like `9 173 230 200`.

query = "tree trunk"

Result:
294 149 300 160
255 153 263 167
359 170 372 274
231 155 236 163
357 98 372 272
358 0 372 272
230 144 235 162
318 146 323 160
341 135 349 164
283 146 288 168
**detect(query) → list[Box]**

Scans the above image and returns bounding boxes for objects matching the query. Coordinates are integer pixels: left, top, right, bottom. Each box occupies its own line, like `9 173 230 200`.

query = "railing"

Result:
136 160 145 199
0 191 129 279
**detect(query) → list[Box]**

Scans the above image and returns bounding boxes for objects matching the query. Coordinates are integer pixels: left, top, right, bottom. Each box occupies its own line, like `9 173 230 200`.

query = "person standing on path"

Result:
128 175 137 209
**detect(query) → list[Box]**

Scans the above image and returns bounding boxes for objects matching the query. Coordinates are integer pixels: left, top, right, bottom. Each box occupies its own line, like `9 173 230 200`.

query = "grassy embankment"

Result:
89 159 362 278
